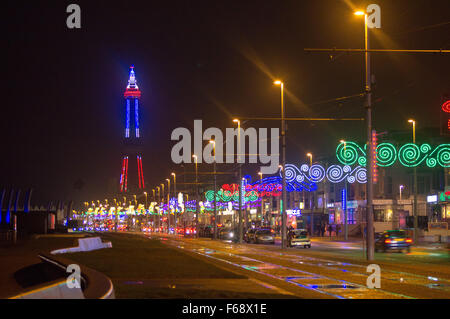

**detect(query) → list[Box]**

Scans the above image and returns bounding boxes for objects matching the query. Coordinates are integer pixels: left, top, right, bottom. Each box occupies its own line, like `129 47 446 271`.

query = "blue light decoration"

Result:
283 163 367 184
250 175 317 193
125 99 130 138
341 189 347 211
135 99 140 138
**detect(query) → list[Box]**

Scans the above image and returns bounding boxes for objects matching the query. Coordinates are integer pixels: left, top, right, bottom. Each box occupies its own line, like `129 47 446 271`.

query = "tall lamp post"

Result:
355 10 375 260
408 119 418 243
233 119 243 243
274 80 287 249
144 192 148 230
193 154 199 237
340 140 349 241
166 178 171 233
307 152 313 236
399 185 404 200
258 172 263 226
209 140 218 240
171 172 177 233
161 183 165 232
156 186 160 232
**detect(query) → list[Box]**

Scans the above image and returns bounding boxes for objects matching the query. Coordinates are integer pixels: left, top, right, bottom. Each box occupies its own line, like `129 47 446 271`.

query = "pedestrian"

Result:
321 224 325 237
336 224 340 238
328 224 332 238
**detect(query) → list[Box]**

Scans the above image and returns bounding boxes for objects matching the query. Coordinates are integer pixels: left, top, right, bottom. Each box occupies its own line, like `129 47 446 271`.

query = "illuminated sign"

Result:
427 195 438 203
439 191 450 202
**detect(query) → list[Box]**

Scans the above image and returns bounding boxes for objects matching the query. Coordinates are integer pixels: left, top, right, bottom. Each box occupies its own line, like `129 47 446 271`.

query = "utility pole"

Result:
363 12 375 261
212 142 217 240
273 81 287 248
193 155 199 238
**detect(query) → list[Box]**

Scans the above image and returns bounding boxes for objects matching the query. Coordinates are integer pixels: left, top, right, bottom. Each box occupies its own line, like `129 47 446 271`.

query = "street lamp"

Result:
166 178 171 233
171 172 177 233
274 79 287 249
340 140 349 240
209 140 218 240
233 119 243 243
193 154 199 237
399 185 404 200
161 183 165 232
408 119 418 243
259 172 263 226
156 186 160 232
306 152 315 236
355 9 375 261
306 153 312 166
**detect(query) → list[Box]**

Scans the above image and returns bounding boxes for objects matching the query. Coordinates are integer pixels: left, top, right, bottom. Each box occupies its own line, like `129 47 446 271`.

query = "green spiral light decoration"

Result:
376 143 397 167
204 189 259 203
335 142 450 168
336 141 365 166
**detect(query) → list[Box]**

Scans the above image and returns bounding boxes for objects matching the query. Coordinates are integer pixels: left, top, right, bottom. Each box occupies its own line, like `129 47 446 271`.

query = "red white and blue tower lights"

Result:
120 66 145 193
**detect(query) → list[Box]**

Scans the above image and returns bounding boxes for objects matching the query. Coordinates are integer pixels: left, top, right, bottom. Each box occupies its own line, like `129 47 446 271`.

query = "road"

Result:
148 233 450 299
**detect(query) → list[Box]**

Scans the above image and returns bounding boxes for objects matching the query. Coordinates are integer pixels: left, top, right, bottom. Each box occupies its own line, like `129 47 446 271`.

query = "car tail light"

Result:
385 239 392 243
406 238 412 243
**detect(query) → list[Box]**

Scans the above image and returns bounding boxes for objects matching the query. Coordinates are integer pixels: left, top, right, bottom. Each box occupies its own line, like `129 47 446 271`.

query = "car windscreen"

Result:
257 230 272 235
293 230 308 238
386 231 406 238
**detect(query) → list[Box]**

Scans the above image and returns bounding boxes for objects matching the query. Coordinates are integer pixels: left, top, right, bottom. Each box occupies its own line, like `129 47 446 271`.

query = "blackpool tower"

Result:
119 66 145 193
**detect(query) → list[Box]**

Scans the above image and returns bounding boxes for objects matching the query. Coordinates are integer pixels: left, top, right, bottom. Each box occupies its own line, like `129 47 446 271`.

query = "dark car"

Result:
254 228 275 244
199 225 213 238
375 230 412 253
244 228 257 243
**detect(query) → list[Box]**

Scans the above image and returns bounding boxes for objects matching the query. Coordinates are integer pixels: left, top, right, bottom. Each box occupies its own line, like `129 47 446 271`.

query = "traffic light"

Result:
440 94 450 136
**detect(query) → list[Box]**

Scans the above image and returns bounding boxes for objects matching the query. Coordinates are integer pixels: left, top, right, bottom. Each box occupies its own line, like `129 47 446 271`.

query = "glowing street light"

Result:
233 119 243 243
171 172 177 231
274 79 287 248
408 119 418 242
306 153 312 166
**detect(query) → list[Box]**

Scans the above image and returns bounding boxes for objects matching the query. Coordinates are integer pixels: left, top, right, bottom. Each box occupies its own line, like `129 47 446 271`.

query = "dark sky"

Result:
2 0 449 207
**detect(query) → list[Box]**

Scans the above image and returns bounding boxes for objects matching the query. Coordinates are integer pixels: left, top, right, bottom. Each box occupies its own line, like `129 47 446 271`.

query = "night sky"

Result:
2 0 449 207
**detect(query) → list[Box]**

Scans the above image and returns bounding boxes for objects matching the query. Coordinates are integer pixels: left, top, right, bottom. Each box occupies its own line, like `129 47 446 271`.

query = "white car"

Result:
290 229 311 248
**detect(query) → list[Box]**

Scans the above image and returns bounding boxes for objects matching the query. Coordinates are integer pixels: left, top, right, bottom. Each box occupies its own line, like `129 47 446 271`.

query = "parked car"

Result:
254 228 275 244
375 230 412 253
289 229 311 248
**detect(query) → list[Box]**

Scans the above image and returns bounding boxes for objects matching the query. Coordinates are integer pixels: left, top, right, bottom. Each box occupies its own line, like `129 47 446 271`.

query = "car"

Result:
244 228 257 243
199 225 214 238
375 230 412 253
254 228 275 244
289 229 311 248
219 228 236 241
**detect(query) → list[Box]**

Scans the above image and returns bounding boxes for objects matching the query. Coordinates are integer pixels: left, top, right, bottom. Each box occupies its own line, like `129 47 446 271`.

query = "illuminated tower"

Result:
119 66 145 193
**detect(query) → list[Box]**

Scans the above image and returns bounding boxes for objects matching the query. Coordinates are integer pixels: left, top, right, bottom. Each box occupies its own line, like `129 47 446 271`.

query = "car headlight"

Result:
229 232 234 238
